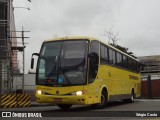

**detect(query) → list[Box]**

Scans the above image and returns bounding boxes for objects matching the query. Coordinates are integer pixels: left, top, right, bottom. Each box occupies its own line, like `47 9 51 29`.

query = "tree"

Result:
104 27 120 46
103 28 136 58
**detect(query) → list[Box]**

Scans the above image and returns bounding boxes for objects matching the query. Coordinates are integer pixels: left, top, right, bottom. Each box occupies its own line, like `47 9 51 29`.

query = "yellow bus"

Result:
31 36 141 110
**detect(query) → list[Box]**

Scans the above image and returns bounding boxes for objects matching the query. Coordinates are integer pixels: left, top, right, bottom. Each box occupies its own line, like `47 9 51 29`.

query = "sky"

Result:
13 0 160 73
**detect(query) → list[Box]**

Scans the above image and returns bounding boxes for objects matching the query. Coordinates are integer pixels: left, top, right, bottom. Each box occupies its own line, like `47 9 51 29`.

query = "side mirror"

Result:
89 52 99 71
88 53 92 58
31 58 34 69
88 53 95 59
32 53 39 57
88 52 98 62
31 53 39 69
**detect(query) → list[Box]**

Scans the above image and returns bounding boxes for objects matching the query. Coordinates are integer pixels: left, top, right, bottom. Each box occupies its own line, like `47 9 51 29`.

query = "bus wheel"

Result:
124 90 134 103
57 104 72 110
92 90 108 109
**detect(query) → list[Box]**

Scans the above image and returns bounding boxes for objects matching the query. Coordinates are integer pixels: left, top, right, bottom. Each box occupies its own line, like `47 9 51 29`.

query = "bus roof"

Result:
45 36 96 42
45 36 139 62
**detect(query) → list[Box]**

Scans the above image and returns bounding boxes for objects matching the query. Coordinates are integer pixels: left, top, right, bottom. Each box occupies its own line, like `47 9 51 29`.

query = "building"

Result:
0 0 19 94
138 55 160 98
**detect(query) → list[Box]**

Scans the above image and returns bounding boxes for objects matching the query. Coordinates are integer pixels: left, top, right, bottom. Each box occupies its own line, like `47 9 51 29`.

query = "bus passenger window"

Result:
104 47 109 63
100 44 105 64
128 58 133 70
123 55 128 68
116 52 123 67
109 49 113 64
109 49 116 64
100 44 109 64
133 60 137 72
112 50 116 64
137 62 141 73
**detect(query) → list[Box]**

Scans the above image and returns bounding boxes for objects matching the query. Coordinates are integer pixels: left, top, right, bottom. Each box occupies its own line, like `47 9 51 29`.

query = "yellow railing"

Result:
0 94 30 108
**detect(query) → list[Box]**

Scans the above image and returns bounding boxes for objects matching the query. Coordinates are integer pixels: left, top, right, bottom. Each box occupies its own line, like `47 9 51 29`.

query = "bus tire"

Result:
57 104 72 110
124 90 134 103
92 89 108 109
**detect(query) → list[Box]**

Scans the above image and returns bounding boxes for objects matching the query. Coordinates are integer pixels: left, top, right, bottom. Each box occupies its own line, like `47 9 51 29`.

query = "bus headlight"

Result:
37 90 42 95
76 91 83 95
36 90 46 95
71 90 86 96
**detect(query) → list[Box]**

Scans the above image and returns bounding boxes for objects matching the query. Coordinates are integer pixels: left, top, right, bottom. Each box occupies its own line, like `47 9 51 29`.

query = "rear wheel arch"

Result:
131 88 135 98
132 88 134 95
132 88 135 99
124 88 135 103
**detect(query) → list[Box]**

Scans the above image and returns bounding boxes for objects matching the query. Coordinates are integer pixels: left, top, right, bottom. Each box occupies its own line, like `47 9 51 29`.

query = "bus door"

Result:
87 40 100 104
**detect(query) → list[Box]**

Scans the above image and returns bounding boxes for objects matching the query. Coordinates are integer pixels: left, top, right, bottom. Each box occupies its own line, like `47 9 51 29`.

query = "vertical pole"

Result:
147 75 152 99
6 0 9 93
7 0 11 93
0 62 2 106
22 26 24 93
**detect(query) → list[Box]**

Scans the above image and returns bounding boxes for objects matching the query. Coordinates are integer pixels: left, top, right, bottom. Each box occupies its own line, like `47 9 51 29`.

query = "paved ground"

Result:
0 99 160 120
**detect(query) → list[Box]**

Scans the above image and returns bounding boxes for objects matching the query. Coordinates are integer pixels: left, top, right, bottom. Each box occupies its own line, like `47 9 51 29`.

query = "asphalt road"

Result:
1 99 160 120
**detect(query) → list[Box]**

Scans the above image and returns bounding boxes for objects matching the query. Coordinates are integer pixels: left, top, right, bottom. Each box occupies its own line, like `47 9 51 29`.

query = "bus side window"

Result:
112 50 116 64
109 48 116 65
104 46 109 63
116 52 123 67
89 41 99 83
128 58 133 71
137 62 141 73
100 44 105 64
133 60 137 72
100 44 109 64
109 48 113 64
123 55 128 68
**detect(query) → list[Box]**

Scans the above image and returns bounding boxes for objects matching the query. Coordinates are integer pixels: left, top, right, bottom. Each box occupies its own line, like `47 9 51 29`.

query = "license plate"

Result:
53 98 62 102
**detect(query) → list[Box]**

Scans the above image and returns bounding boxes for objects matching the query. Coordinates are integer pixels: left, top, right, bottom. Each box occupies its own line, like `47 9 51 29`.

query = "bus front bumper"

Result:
36 94 88 105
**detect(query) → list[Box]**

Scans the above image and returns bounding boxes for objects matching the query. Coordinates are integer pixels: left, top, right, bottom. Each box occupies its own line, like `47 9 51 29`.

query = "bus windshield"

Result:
37 40 88 86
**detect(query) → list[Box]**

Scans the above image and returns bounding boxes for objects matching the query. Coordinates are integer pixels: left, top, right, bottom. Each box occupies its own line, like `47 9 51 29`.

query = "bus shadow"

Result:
45 100 138 112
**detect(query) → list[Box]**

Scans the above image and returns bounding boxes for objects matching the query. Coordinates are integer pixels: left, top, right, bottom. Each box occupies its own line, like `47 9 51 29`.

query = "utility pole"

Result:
22 26 29 92
22 26 25 92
